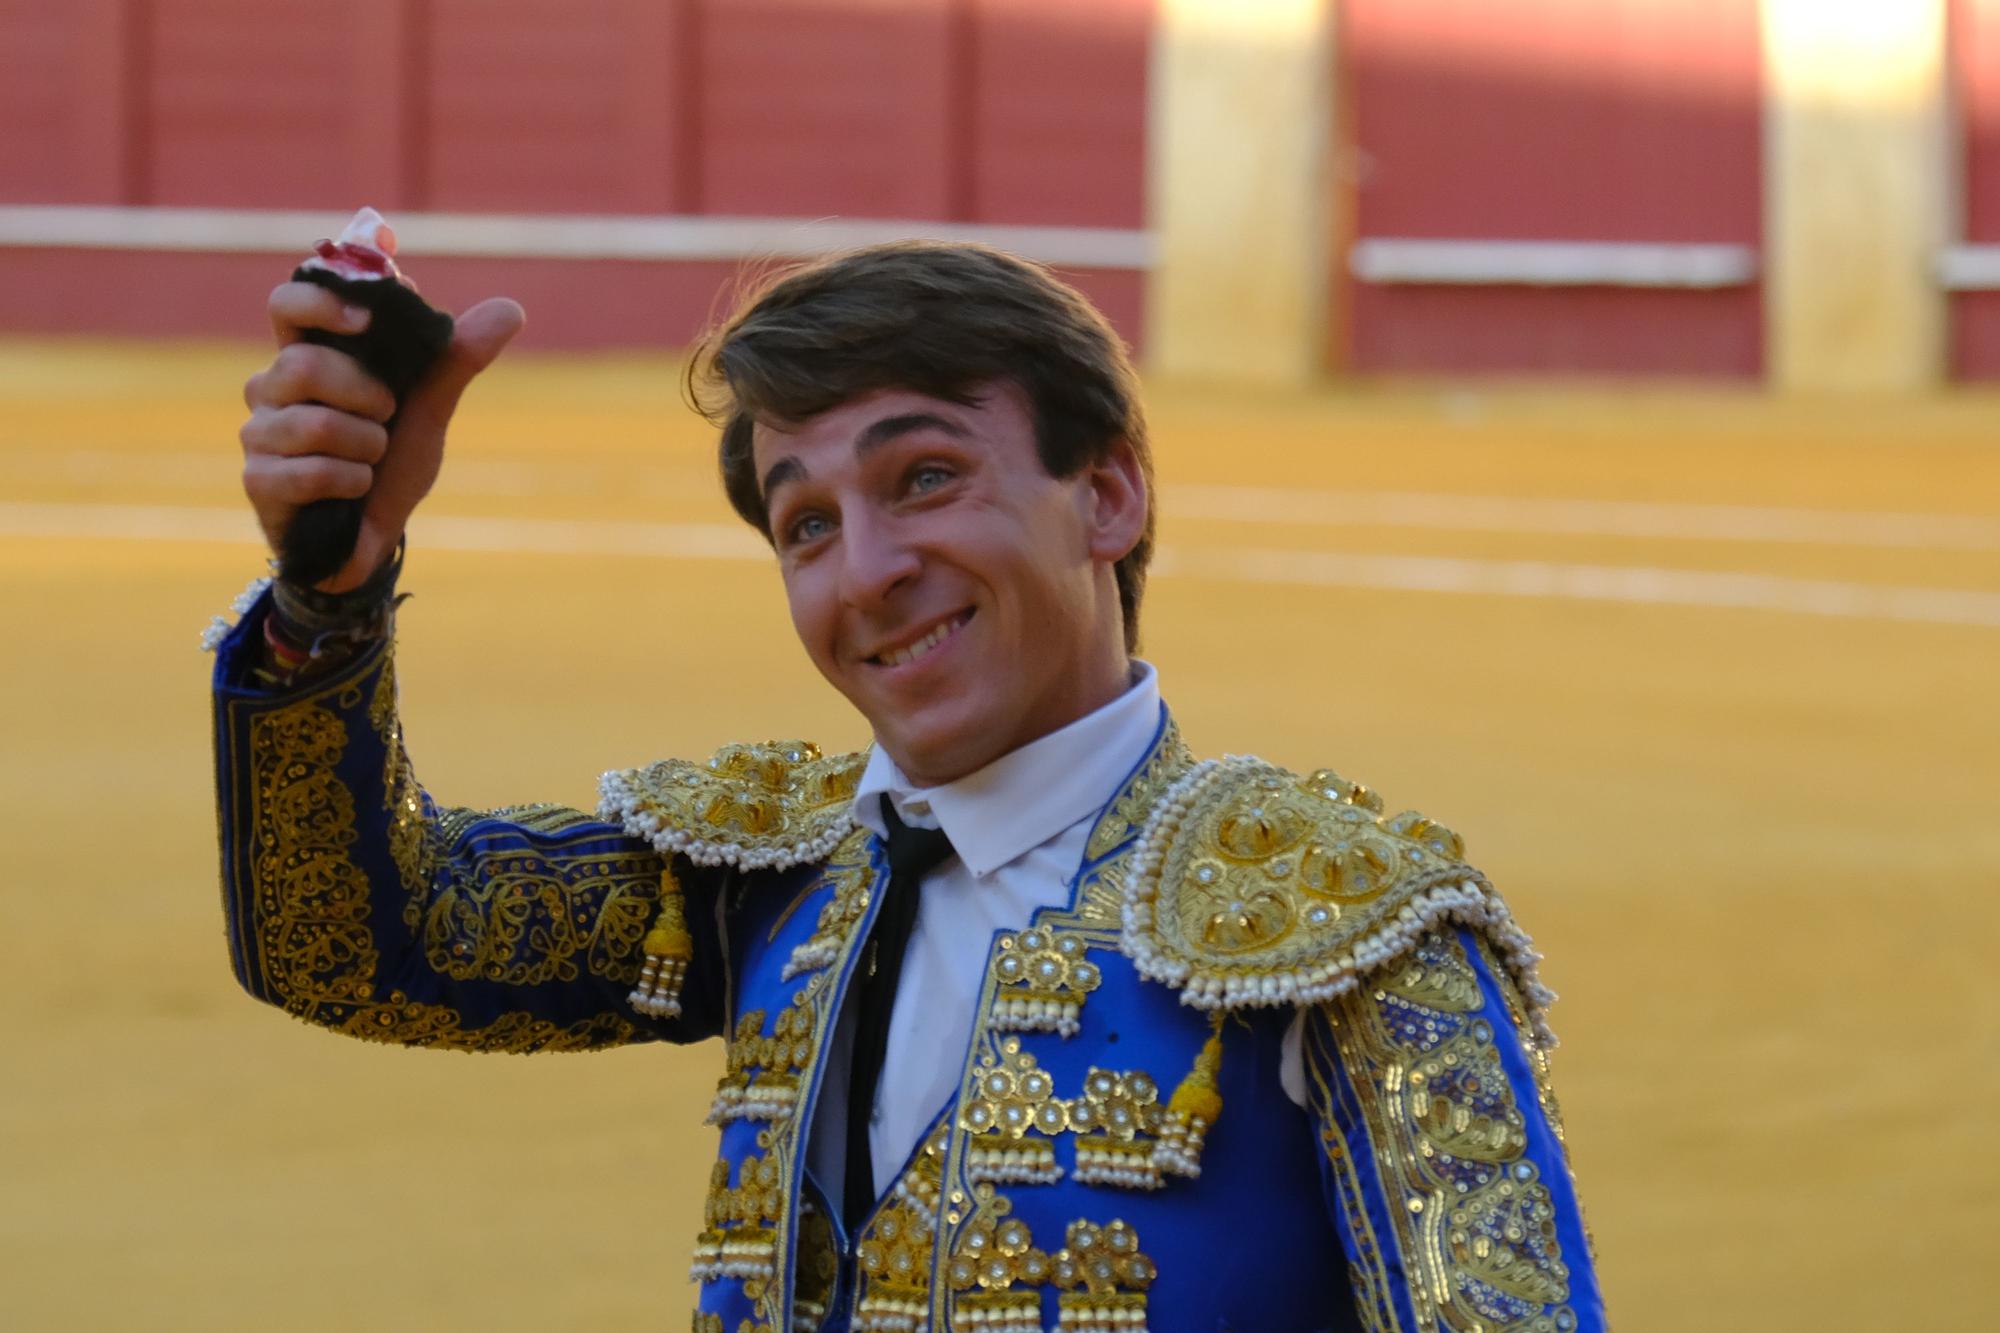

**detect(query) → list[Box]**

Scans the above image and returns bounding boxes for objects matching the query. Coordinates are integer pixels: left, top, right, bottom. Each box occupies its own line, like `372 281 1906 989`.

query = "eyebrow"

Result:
758 410 971 503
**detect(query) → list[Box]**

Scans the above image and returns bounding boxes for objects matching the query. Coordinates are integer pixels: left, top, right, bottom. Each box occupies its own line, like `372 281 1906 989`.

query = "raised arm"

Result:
1301 926 1605 1331
212 258 721 1052
211 596 725 1051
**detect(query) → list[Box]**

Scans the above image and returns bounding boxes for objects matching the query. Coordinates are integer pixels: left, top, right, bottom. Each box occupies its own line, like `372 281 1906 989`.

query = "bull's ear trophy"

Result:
282 207 455 587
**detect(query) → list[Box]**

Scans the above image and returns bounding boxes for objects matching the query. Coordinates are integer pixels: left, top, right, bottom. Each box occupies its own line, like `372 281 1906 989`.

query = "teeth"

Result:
880 616 963 667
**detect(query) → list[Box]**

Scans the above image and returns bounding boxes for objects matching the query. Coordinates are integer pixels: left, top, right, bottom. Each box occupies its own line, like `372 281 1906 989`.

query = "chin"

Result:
874 705 1007 787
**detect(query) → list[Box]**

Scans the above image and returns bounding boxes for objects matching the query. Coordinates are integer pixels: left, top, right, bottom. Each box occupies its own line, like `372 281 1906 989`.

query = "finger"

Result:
339 515 408 594
239 404 389 464
392 297 526 441
242 452 375 507
267 280 370 346
244 341 397 421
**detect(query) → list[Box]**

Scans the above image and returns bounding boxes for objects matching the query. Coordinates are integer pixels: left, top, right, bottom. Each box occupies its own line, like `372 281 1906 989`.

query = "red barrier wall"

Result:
1340 0 1764 377
1952 0 2000 379
966 0 1149 228
0 0 1148 350
0 0 135 204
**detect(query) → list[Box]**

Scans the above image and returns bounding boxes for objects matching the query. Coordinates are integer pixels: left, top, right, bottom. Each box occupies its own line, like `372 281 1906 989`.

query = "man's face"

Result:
753 381 1144 787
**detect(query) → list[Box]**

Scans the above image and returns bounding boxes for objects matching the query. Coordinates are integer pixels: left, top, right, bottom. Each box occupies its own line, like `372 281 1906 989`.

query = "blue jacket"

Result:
212 593 1604 1332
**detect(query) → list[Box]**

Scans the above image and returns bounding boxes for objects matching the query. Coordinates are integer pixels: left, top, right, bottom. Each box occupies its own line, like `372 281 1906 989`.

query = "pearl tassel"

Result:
627 865 694 1018
1154 1019 1224 1179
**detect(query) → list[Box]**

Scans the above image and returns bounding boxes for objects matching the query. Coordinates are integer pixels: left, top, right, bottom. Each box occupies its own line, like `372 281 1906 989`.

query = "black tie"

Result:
844 794 956 1231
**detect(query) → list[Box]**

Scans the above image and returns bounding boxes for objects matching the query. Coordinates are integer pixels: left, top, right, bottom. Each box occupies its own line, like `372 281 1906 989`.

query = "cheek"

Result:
783 566 839 666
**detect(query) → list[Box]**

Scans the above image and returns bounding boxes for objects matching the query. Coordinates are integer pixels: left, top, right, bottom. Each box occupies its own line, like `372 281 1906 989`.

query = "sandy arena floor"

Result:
1 338 1996 1330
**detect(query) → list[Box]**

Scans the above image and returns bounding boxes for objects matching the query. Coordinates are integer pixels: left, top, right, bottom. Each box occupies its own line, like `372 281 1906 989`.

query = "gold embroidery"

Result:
955 1037 1225 1194
419 844 660 986
781 843 876 979
1303 1026 1400 1333
991 927 1101 1036
601 741 864 870
374 666 428 931
437 802 607 843
1084 721 1195 861
1052 1219 1156 1332
707 992 819 1124
690 1154 783 1284
689 954 853 1326
943 1215 1157 1333
238 655 639 1053
1124 757 1556 1049
961 1041 1068 1185
333 999 632 1051
794 1198 838 1333
932 720 1184 1327
1070 1068 1164 1189
854 1121 949 1330
1482 937 1571 1147
945 1213 1053 1330
370 655 663 995
1326 930 1575 1331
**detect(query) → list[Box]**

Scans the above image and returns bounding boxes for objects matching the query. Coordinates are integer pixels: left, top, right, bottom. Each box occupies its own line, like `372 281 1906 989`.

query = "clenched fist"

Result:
239 282 524 592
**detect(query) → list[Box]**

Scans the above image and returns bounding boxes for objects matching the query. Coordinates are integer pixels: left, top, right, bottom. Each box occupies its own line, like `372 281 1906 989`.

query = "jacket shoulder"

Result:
598 740 864 870
1119 756 1556 1047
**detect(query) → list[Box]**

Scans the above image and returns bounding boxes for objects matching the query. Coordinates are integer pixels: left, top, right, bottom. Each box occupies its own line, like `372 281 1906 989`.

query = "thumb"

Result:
395 296 526 441
341 296 524 581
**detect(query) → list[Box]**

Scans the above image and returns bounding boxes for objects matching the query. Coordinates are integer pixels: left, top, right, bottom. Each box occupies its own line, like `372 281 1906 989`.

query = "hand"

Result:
239 282 525 592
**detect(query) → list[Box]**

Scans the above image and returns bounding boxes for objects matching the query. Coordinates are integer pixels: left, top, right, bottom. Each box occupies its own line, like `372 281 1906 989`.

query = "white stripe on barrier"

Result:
1 501 1993 629
1349 238 1758 288
0 205 1153 270
1937 245 2000 291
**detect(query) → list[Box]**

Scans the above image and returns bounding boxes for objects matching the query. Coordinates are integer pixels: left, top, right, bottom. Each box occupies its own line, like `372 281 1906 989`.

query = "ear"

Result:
1081 435 1148 564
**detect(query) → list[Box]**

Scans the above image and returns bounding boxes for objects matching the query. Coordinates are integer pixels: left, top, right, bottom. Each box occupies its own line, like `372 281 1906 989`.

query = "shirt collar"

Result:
852 660 1163 879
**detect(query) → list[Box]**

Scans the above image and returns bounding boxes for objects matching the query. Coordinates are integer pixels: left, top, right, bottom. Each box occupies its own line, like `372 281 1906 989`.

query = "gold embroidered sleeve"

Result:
1300 928 1606 1332
214 634 722 1053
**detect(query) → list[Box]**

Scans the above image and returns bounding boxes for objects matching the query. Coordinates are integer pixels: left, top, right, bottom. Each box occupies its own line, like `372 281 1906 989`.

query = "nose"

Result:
836 506 921 611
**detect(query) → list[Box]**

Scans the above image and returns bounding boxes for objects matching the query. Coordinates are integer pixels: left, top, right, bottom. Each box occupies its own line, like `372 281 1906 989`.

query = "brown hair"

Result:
688 241 1154 652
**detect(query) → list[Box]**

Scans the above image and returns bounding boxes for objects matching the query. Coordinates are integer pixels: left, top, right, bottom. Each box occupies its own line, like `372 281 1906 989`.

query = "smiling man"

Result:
212 242 1604 1331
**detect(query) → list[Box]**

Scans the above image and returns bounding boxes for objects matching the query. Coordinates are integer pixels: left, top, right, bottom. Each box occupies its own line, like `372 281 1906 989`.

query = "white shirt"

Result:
806 661 1163 1206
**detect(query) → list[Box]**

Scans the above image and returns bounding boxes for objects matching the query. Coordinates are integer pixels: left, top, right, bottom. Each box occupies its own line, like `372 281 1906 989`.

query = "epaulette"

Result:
1120 756 1556 1048
599 740 865 870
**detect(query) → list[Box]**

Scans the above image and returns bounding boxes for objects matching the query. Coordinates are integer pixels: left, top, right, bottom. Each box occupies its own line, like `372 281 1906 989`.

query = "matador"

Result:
214 238 1606 1331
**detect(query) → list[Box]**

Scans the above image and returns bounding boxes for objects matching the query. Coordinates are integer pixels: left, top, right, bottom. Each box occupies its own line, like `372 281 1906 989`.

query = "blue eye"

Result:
787 513 833 545
910 465 952 493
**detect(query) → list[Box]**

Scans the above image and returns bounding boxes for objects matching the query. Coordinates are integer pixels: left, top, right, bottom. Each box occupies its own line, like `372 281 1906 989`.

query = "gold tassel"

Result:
628 864 695 1018
1156 1017 1225 1178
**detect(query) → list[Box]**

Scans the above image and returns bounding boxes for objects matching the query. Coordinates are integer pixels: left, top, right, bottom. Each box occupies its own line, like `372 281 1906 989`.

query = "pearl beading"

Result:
853 1301 926 1331
598 766 856 871
704 1078 799 1126
1148 1114 1212 1179
200 575 274 652
967 1142 1065 1186
685 1232 777 1284
1120 757 1559 1051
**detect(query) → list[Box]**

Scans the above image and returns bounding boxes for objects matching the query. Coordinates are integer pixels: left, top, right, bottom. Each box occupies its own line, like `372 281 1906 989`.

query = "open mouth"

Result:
868 610 974 668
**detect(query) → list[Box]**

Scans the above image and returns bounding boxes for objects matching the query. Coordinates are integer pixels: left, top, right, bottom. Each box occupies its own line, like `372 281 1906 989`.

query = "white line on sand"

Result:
2 501 1996 628
1162 484 2000 553
1150 545 2000 629
13 450 1994 553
